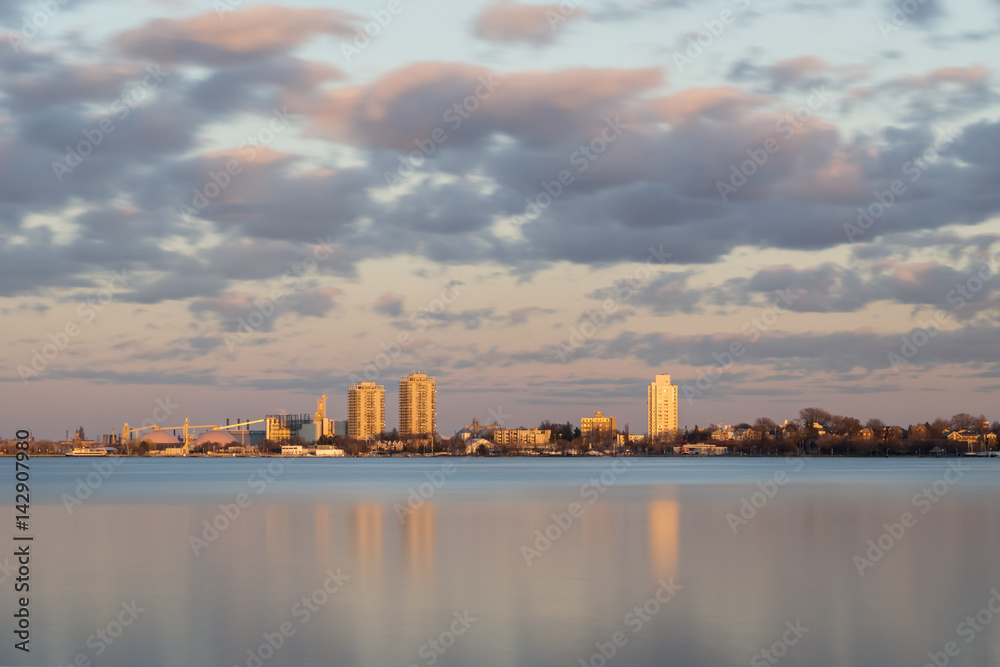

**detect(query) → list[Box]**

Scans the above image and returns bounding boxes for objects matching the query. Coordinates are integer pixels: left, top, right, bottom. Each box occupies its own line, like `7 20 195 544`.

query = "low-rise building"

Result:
676 443 728 456
581 411 616 440
492 428 551 447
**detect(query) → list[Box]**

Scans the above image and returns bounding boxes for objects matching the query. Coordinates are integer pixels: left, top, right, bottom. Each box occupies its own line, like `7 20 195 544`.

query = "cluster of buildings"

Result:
23 370 1000 457
706 420 997 453
120 372 439 454
62 372 678 455
347 372 437 441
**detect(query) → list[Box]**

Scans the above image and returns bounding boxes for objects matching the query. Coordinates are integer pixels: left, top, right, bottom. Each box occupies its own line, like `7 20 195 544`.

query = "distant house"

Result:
677 443 728 456
886 426 905 440
908 424 930 440
464 438 494 455
945 429 997 449
809 422 827 436
859 427 875 440
711 425 734 441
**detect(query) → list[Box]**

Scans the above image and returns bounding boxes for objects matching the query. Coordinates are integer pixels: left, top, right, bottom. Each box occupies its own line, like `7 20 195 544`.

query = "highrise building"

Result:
348 382 385 440
399 372 436 440
648 374 679 439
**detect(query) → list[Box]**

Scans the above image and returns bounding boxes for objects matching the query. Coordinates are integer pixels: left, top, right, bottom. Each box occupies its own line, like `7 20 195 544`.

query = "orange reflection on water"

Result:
648 498 679 579
402 504 435 581
353 502 384 577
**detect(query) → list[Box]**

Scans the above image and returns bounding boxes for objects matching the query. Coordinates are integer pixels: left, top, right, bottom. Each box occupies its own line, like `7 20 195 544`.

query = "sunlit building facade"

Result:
581 411 616 439
648 374 679 440
399 372 436 440
348 382 385 440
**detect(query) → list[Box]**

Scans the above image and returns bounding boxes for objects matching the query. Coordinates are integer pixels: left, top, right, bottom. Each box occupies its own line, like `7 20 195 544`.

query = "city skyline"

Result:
3 0 1000 442
14 370 996 445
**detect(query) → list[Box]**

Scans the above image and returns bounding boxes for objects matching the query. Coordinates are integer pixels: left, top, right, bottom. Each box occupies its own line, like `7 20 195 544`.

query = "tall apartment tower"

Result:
648 374 679 440
348 382 385 440
399 372 436 440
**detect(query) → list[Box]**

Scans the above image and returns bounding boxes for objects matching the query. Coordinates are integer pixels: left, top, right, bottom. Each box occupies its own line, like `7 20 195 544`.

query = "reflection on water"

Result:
6 459 1000 666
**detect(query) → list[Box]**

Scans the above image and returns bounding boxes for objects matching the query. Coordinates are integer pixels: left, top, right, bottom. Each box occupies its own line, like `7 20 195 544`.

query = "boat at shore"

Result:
65 447 113 457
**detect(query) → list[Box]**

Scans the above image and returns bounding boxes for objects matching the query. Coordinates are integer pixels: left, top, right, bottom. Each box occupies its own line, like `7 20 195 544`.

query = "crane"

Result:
122 418 267 452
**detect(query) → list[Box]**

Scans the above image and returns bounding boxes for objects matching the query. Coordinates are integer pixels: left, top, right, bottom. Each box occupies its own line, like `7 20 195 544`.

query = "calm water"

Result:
3 457 1000 666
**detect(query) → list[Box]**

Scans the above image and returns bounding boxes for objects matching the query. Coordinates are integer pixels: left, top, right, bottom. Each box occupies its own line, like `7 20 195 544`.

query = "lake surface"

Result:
4 457 1000 667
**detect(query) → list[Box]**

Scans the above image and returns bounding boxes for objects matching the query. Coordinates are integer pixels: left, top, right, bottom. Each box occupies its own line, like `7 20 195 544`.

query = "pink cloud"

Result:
306 62 662 149
474 1 585 45
650 87 769 125
117 5 358 64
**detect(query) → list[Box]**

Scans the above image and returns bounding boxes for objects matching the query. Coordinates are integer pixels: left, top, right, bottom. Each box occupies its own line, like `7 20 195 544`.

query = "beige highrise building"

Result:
648 374 679 439
348 382 385 440
399 372 436 440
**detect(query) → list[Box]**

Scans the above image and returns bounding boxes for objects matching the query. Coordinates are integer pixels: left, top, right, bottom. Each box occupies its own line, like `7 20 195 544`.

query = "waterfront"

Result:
4 458 1000 666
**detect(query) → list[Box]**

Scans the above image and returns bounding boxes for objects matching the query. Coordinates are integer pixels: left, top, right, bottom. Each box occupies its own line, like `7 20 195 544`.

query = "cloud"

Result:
116 5 358 65
650 87 769 125
374 292 405 317
473 1 585 45
507 306 555 324
306 62 663 150
510 324 1000 376
188 288 342 332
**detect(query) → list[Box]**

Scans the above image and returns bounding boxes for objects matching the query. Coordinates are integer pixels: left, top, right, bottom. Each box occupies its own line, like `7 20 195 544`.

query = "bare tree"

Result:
754 417 778 433
950 413 979 431
929 418 950 438
865 418 886 439
799 407 833 429
832 415 862 437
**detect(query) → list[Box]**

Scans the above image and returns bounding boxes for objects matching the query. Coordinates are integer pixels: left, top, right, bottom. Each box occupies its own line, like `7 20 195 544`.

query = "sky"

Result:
1 0 999 440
